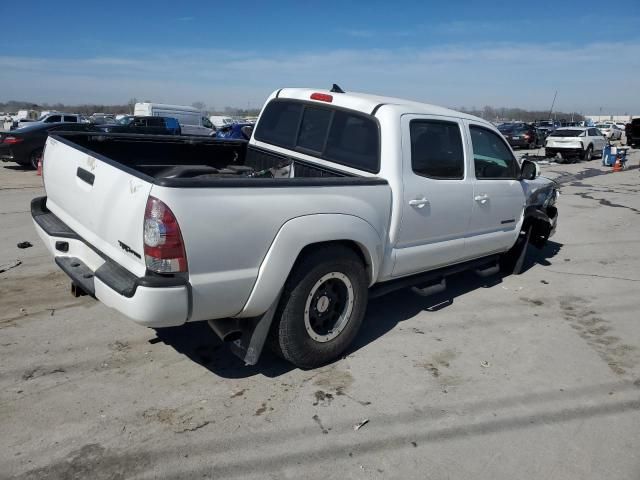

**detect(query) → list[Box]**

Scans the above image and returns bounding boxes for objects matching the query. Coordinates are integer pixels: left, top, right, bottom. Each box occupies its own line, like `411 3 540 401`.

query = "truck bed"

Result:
53 132 377 186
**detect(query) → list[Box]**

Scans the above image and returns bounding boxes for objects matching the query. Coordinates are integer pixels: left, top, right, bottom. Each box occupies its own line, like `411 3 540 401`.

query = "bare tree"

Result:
191 101 206 112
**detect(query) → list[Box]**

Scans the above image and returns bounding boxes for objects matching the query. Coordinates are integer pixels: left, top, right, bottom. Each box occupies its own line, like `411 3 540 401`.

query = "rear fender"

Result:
236 214 383 318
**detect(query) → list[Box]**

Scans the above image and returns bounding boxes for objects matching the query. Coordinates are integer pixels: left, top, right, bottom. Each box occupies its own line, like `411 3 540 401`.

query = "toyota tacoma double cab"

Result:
32 86 559 368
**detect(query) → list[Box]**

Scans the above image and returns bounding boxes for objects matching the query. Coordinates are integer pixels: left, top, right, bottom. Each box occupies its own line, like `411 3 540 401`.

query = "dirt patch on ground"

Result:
142 403 213 433
0 269 87 325
560 296 638 375
13 443 151 480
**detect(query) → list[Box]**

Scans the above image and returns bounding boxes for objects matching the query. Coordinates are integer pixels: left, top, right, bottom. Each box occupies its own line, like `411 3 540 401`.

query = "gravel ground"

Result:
1 146 639 480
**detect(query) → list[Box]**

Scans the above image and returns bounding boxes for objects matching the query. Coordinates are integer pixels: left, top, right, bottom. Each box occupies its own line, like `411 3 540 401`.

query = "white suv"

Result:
545 127 606 162
596 123 622 140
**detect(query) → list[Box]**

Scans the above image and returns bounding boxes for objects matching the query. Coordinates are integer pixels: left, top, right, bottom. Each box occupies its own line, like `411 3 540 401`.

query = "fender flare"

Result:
236 213 384 318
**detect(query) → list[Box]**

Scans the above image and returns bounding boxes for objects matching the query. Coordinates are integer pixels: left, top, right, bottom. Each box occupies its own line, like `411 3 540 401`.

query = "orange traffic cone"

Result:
612 157 622 172
37 158 42 176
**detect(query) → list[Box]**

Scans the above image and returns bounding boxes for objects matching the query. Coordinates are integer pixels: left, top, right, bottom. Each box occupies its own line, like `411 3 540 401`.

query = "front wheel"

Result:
270 245 368 369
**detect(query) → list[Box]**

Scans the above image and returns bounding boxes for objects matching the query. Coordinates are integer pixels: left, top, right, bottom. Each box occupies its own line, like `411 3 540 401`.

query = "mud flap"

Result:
512 225 533 275
229 292 282 365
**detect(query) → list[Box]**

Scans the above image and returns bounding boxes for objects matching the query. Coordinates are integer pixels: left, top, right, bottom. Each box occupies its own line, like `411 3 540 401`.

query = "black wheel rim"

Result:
304 272 354 342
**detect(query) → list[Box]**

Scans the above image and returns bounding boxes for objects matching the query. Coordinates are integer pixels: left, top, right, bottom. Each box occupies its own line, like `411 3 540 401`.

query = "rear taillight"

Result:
3 136 23 144
143 197 187 273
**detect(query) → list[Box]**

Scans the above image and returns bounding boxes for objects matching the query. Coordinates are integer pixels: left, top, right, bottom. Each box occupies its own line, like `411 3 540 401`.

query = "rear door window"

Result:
410 120 464 179
254 100 380 172
63 115 77 123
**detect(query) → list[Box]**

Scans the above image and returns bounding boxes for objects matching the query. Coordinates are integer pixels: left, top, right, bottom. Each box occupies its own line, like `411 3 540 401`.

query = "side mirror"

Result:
520 158 539 180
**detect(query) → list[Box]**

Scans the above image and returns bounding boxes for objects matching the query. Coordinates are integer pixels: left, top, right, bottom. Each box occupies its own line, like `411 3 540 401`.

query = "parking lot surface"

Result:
1 149 639 479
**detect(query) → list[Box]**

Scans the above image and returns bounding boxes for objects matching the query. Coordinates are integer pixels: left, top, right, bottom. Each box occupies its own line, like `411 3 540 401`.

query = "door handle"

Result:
474 194 489 204
409 198 429 208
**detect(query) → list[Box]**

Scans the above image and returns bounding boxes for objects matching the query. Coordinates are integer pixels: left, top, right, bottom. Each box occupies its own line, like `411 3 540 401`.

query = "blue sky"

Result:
1 0 639 113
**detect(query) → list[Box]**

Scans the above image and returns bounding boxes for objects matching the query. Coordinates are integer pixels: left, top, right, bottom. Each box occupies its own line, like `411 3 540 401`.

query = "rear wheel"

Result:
581 145 593 161
269 245 368 369
29 148 43 170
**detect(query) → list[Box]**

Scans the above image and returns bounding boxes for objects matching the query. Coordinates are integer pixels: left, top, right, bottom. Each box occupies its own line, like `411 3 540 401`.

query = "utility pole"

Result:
547 91 557 120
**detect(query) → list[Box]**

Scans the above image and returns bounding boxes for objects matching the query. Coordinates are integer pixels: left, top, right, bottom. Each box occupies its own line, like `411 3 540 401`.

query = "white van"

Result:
209 115 234 129
134 103 213 136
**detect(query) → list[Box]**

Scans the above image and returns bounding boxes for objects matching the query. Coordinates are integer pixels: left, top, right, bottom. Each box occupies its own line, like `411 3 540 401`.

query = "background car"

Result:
13 118 38 130
498 123 542 149
534 120 559 139
545 127 606 162
595 123 622 140
627 118 640 147
0 122 88 169
213 122 254 140
91 116 181 135
37 112 82 124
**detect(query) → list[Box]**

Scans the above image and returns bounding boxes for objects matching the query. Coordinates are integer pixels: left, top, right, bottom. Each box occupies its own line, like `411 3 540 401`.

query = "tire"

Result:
269 245 368 369
581 145 593 161
29 148 43 170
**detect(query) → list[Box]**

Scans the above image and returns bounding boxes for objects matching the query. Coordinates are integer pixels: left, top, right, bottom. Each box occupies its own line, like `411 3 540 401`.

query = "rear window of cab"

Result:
254 99 380 173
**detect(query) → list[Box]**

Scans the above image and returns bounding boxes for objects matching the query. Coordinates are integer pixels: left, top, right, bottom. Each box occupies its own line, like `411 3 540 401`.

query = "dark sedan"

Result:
0 122 88 169
92 116 181 135
498 123 542 149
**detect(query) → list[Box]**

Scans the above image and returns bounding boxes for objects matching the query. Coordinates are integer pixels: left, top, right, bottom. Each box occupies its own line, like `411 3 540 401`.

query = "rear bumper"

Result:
507 138 534 148
545 147 583 157
31 196 190 327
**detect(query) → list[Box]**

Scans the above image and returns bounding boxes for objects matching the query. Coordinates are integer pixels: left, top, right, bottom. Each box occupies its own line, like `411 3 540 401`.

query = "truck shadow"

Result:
154 240 562 378
2 165 32 172
152 323 295 379
349 240 562 354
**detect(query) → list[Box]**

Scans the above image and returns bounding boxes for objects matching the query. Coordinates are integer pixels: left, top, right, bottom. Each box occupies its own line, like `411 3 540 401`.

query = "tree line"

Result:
0 98 582 122
457 106 585 123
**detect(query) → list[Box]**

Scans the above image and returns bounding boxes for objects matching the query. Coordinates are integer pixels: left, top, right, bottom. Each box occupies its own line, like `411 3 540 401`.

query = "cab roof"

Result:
276 88 490 124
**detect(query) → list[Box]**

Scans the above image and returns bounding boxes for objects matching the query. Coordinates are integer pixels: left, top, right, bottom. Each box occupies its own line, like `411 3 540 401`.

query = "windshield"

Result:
595 124 609 129
550 129 583 137
117 116 133 125
537 121 553 127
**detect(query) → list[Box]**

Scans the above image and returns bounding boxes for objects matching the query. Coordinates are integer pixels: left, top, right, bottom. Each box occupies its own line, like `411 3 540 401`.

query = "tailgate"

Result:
42 136 152 277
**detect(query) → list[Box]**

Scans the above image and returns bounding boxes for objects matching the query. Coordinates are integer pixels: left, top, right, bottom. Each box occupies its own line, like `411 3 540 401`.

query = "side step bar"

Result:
370 255 500 299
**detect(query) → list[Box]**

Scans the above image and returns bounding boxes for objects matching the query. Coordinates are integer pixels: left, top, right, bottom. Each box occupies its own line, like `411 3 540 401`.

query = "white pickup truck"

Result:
33 87 558 368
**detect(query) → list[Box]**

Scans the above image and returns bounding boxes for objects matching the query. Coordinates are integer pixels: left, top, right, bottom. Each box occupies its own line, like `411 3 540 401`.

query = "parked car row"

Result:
0 116 184 168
